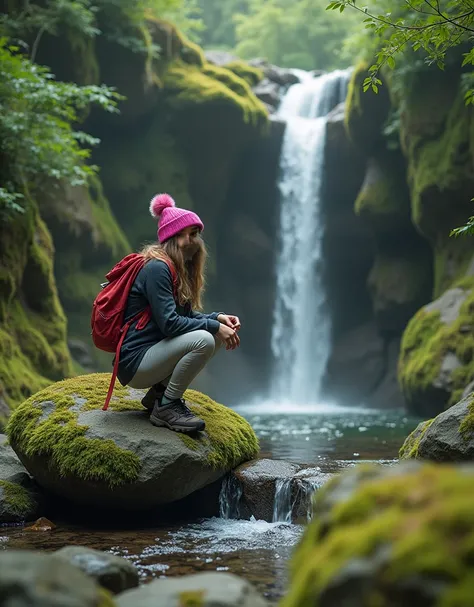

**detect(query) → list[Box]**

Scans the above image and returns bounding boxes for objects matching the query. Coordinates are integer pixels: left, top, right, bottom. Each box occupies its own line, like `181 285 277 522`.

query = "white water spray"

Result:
271 69 351 404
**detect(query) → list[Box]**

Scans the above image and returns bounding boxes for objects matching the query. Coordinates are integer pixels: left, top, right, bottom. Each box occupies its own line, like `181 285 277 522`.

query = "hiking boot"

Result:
141 383 166 411
150 398 205 433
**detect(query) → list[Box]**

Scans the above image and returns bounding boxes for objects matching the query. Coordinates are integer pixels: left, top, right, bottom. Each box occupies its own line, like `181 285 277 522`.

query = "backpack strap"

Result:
102 311 146 411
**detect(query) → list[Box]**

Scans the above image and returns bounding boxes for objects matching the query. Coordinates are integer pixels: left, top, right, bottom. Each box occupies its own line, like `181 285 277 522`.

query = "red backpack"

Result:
91 253 177 411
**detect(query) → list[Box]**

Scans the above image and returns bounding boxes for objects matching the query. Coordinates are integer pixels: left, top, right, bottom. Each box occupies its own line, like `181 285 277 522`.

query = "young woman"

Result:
117 193 240 433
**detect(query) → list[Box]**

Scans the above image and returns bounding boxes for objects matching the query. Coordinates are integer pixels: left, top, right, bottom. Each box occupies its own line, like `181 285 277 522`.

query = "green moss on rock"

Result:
6 374 259 487
163 61 268 129
0 196 73 410
399 281 474 414
283 462 474 607
0 480 35 518
409 91 474 240
223 61 264 87
399 419 434 459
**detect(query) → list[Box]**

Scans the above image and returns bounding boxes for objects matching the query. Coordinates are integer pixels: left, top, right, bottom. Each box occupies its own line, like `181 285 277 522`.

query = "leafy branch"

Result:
326 0 474 104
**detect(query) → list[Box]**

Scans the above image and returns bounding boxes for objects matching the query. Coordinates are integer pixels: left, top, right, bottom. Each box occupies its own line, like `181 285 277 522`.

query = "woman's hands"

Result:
217 314 241 331
217 314 241 350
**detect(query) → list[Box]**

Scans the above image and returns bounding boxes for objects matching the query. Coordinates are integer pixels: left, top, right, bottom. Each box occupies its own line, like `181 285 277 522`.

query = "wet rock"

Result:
0 550 109 606
284 461 474 607
52 546 139 594
228 459 333 522
399 394 474 461
117 572 268 607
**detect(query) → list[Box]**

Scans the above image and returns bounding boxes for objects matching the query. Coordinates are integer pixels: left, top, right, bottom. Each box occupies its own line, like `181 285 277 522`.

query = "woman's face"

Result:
175 226 201 260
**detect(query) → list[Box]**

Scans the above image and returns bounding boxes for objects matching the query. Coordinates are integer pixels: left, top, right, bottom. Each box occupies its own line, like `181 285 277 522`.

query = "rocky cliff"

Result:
322 58 474 415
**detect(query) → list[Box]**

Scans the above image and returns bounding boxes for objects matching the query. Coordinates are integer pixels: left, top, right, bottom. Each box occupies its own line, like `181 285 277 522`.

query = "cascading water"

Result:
271 69 351 404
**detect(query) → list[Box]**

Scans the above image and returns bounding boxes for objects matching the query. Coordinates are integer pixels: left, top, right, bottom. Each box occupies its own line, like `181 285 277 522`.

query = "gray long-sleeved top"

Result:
117 259 220 385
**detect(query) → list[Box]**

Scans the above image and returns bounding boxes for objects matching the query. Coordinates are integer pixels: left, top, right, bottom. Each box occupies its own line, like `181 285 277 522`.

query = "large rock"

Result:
52 546 139 595
225 459 333 523
399 393 474 461
117 572 268 607
0 550 113 606
6 374 259 511
398 285 474 417
283 461 474 607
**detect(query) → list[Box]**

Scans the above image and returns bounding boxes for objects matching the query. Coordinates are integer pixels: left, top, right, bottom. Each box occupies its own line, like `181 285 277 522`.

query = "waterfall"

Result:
271 69 351 403
219 474 242 519
272 478 293 523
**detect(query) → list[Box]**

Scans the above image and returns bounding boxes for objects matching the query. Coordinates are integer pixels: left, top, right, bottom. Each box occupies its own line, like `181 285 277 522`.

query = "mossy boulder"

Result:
6 374 259 510
0 195 73 410
344 62 391 155
0 478 38 524
0 550 115 607
398 282 474 417
282 461 474 607
399 392 474 462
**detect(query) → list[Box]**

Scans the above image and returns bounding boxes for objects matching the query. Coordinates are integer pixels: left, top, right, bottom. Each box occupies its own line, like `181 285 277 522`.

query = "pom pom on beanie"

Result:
149 193 175 218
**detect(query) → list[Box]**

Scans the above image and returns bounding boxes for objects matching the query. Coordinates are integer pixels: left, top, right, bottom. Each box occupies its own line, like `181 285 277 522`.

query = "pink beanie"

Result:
149 193 204 243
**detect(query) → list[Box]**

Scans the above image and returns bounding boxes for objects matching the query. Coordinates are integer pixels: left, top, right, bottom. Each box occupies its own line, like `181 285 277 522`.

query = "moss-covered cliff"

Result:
0 192 73 411
342 58 474 415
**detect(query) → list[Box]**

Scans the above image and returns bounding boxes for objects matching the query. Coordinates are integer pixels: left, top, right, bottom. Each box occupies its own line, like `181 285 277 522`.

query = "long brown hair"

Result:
140 235 207 310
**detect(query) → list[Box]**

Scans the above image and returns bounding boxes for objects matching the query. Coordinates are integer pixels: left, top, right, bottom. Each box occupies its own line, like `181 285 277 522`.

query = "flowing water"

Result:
271 69 351 403
1 406 420 603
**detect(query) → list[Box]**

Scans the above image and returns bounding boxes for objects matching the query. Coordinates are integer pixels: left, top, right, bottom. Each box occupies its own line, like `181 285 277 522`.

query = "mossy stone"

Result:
283 461 474 607
398 280 474 416
6 374 259 509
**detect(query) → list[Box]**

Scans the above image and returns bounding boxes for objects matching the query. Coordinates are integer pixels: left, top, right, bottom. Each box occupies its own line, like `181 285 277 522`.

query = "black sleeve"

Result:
143 260 220 337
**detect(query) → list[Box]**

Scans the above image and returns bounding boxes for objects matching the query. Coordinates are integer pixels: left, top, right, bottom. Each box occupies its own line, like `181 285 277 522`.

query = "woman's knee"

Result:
190 330 216 355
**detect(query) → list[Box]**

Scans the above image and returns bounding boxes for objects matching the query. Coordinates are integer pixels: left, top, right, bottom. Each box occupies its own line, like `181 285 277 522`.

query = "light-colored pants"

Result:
128 330 221 399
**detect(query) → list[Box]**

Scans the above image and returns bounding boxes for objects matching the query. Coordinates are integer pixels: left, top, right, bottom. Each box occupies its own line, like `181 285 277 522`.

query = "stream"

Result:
0 404 420 603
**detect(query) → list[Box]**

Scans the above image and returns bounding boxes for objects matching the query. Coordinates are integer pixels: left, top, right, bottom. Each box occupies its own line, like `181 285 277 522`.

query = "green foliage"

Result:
233 0 360 71
0 39 121 214
193 0 246 49
326 1 474 96
1 0 202 58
